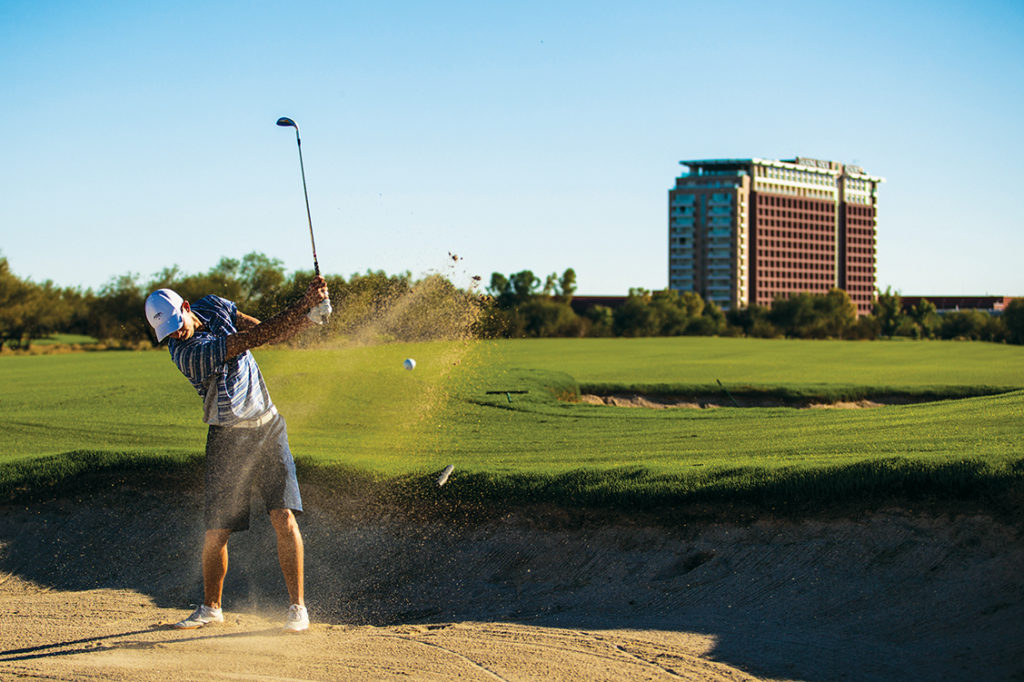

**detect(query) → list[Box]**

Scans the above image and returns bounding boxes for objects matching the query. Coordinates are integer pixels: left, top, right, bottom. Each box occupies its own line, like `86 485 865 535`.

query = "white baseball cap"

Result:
145 289 185 342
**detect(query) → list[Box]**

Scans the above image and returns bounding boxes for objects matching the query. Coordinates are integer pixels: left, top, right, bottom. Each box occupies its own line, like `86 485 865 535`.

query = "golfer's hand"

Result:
302 276 329 312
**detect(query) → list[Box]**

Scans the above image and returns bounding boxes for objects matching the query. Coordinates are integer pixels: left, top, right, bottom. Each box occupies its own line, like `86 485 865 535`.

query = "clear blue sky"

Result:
2 0 1022 296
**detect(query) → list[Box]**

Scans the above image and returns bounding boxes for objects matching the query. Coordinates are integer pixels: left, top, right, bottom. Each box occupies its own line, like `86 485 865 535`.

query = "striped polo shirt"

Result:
168 295 274 426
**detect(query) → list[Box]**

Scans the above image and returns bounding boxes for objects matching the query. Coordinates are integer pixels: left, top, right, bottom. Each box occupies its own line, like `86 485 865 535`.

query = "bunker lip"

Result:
6 458 1022 525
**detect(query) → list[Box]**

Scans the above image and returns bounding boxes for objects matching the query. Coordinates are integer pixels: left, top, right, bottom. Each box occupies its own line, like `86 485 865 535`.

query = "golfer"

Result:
144 276 329 633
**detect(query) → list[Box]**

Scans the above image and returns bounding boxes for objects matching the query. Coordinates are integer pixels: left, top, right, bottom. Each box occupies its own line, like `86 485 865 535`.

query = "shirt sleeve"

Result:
209 295 238 324
170 334 228 384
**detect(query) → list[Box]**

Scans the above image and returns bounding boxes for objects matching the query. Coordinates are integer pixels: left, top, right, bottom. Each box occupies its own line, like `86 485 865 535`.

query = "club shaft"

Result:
293 131 320 276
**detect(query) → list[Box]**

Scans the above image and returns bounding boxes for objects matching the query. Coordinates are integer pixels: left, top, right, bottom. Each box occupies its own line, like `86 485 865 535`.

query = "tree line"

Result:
0 253 477 350
1 254 1022 349
482 269 1024 344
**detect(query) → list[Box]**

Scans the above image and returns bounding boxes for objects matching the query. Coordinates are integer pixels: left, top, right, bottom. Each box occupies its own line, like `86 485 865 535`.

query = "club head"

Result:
276 117 297 128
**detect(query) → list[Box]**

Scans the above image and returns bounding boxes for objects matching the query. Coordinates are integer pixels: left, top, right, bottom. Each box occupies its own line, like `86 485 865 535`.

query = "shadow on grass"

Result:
0 450 202 504
353 457 1024 519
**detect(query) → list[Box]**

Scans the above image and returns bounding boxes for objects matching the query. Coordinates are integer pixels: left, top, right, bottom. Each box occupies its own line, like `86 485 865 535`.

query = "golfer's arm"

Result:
236 312 260 330
225 306 311 358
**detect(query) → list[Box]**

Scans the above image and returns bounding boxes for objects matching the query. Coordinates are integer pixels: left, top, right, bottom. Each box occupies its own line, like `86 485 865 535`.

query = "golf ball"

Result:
403 358 416 371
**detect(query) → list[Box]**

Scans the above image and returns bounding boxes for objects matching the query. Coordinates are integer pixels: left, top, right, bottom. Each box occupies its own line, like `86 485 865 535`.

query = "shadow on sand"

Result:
0 626 283 664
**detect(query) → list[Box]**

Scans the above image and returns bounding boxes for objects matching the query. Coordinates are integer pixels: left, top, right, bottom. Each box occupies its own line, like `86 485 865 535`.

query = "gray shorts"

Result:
204 413 303 532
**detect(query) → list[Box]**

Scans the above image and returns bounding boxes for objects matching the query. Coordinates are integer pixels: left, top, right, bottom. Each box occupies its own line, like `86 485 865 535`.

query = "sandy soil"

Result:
1 480 1022 681
579 394 887 409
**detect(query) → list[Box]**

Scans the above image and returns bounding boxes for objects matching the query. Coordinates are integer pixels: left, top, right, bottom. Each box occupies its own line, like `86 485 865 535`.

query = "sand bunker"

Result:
582 393 891 409
1 481 1022 680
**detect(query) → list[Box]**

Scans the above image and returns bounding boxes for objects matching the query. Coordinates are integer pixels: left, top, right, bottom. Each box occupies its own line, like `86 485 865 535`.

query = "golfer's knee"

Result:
270 508 300 536
204 528 231 549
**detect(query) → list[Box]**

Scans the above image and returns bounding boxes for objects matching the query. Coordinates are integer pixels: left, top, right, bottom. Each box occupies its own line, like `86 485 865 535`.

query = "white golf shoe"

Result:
173 604 224 629
283 604 309 633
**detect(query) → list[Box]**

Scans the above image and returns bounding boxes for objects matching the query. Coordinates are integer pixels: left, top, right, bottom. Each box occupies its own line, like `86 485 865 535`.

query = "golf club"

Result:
277 116 332 324
436 464 455 488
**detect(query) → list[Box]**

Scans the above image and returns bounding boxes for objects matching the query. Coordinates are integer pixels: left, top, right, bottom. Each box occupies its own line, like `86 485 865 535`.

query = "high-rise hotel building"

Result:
668 157 883 314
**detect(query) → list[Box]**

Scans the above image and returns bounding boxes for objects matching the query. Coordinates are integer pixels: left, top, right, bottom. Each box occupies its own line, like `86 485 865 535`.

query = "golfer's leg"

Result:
202 528 232 608
269 508 304 606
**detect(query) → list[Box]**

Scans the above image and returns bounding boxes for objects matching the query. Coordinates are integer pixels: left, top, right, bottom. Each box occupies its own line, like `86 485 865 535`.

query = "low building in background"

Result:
900 296 1014 314
668 157 884 315
568 295 1016 319
569 295 627 315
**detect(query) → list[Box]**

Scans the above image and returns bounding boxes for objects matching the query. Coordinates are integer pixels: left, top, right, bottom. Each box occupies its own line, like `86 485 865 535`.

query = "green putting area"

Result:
2 337 1022 507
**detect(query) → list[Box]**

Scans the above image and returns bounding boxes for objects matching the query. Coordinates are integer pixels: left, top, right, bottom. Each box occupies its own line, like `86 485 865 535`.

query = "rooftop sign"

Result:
794 156 835 170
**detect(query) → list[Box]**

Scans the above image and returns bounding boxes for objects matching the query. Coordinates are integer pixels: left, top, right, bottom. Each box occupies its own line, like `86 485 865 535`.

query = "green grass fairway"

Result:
1 337 1022 506
483 337 1024 390
35 333 100 346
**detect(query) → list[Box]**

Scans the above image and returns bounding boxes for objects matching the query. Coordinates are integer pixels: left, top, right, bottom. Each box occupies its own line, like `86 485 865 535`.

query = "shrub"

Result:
1004 298 1024 345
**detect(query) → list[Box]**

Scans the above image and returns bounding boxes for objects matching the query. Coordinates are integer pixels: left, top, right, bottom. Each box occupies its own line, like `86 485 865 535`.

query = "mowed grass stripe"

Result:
0 352 197 461
486 337 1024 388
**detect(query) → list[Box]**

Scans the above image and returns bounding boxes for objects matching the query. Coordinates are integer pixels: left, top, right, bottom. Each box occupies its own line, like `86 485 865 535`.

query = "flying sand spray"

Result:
276 116 332 325
401 356 457 487
275 121 475 489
